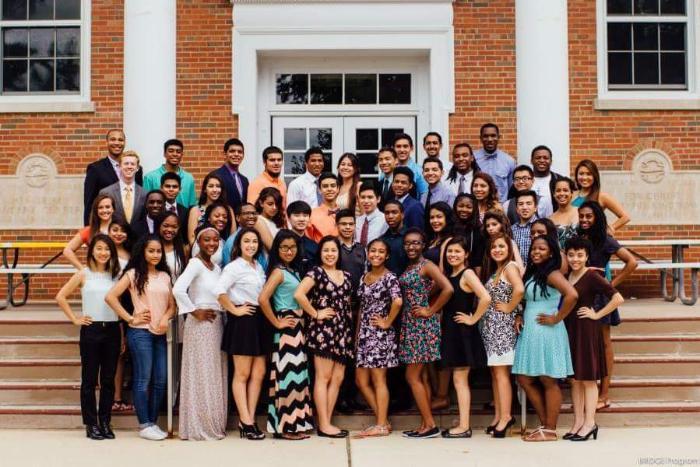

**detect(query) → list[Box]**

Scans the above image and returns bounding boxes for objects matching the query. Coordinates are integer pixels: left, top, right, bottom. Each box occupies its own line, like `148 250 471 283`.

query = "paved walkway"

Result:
1 427 699 467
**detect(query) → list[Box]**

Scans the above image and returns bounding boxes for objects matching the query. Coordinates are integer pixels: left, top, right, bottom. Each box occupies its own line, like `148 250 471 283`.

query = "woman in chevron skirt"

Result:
259 230 314 440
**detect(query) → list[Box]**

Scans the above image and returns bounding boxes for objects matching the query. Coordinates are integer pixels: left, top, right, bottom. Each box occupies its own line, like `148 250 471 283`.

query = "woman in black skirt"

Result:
215 227 269 440
440 236 490 438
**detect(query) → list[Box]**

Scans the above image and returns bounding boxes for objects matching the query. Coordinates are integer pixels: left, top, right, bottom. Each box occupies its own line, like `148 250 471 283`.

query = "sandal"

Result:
596 400 611 410
356 425 390 438
111 400 126 412
523 428 557 442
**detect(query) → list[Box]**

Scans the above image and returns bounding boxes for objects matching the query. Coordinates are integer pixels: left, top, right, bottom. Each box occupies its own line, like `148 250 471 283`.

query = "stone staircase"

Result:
0 300 699 430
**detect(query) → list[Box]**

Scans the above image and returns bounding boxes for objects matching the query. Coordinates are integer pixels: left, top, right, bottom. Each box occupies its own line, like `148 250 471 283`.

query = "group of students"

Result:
55 124 638 443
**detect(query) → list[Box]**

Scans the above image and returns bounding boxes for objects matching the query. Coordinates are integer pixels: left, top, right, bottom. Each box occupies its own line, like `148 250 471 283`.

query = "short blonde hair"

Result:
119 150 140 164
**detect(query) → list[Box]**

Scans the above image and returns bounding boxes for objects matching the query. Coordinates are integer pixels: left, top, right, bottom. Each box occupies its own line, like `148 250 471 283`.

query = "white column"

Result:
124 1 177 172
516 0 570 175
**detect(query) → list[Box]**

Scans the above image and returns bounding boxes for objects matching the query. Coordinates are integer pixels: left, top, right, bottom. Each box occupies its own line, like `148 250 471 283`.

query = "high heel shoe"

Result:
491 417 515 438
485 424 496 434
239 422 265 440
562 431 577 440
570 425 598 441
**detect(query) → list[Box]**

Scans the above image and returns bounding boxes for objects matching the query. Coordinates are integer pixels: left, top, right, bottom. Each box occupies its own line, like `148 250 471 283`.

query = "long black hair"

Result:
523 235 562 299
443 235 471 275
231 227 263 262
154 211 187 274
531 217 559 245
197 172 228 206
576 200 607 249
453 193 481 232
122 234 171 295
255 186 285 228
87 234 120 279
338 152 360 214
108 216 133 254
266 229 303 277
203 201 233 241
316 235 342 269
427 201 456 242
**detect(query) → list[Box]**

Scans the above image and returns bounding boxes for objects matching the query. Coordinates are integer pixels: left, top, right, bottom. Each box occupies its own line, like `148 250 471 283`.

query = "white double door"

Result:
272 116 416 184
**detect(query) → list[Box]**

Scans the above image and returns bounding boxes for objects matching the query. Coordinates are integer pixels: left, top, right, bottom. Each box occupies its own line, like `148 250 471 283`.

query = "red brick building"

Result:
1 0 698 298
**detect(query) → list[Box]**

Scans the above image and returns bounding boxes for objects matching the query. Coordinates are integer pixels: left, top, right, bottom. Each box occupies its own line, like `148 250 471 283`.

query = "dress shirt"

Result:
474 148 515 203
119 180 135 221
503 196 551 224
172 258 223 315
165 201 178 213
443 169 475 197
142 165 197 208
248 171 287 206
108 157 121 180
355 209 388 245
532 174 554 218
378 159 429 199
145 216 155 234
286 171 320 208
214 257 266 305
420 182 456 208
310 204 339 237
511 215 538 266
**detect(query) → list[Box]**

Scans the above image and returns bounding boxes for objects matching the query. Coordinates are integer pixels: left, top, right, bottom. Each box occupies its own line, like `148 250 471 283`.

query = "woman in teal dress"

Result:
512 235 578 442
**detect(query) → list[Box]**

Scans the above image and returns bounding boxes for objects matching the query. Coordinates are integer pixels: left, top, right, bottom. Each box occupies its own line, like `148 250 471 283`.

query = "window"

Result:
604 0 689 90
276 73 411 105
280 126 333 184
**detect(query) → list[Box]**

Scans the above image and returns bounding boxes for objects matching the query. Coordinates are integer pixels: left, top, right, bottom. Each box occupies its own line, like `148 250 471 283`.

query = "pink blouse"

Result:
126 269 172 335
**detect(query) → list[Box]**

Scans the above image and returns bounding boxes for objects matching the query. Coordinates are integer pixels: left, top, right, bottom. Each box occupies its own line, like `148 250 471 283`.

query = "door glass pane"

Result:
310 74 342 104
56 0 81 19
284 128 306 150
357 153 378 176
379 74 411 104
345 74 376 104
381 128 404 147
276 74 308 104
2 0 28 20
356 129 378 150
284 152 306 176
309 128 332 150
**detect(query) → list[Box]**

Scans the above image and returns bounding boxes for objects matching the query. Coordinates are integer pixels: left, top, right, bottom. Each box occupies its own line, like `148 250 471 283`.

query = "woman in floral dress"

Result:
398 228 453 439
294 236 354 438
354 238 403 437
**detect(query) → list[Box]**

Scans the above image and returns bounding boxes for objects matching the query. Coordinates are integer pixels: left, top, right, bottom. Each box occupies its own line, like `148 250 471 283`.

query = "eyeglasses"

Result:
514 176 533 182
279 245 298 253
403 240 424 247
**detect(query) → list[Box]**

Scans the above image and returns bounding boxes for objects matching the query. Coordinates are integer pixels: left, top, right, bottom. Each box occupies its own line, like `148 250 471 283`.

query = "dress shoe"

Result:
85 425 105 440
407 426 440 439
441 427 472 438
99 421 115 439
570 425 598 441
317 429 348 438
492 417 515 438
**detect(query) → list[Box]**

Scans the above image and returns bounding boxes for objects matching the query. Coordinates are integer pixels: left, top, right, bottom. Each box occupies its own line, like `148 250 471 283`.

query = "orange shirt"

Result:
248 171 287 206
309 204 339 239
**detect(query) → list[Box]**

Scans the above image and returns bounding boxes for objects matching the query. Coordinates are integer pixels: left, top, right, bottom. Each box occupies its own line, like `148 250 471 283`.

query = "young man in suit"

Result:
83 129 143 225
131 190 166 239
99 151 146 229
391 166 424 231
214 138 248 213
160 172 190 242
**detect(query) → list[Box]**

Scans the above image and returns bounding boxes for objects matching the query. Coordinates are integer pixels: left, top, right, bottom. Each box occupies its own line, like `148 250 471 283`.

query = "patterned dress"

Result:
479 262 518 366
398 259 441 364
304 266 354 364
355 271 402 368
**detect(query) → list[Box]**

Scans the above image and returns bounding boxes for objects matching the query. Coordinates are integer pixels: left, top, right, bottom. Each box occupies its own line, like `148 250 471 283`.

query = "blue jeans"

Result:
126 327 167 428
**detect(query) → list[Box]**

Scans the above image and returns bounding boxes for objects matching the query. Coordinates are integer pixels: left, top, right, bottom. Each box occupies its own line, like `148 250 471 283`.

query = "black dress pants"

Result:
79 322 121 426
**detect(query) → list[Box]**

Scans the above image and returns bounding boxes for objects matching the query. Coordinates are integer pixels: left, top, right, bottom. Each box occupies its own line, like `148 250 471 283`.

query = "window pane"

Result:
56 0 80 19
660 0 685 15
608 23 632 50
3 29 28 57
56 58 79 91
29 0 53 20
660 52 686 84
284 152 306 176
634 52 659 84
309 128 332 150
276 74 308 104
357 152 378 175
379 74 411 104
356 129 378 150
2 0 27 20
30 29 54 58
310 74 342 104
607 0 632 14
2 60 28 92
608 52 632 84
56 28 80 56
345 74 376 104
283 128 306 150
634 0 659 15
29 59 54 91
660 23 685 50
381 128 404 147
634 23 658 50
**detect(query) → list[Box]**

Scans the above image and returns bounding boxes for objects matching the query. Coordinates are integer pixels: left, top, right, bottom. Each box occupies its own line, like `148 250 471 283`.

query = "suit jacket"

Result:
130 217 153 241
215 165 249 212
99 182 147 229
84 157 143 225
401 195 425 231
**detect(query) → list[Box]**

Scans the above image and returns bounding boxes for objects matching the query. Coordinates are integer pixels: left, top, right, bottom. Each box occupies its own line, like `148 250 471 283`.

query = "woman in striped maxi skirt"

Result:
259 230 314 440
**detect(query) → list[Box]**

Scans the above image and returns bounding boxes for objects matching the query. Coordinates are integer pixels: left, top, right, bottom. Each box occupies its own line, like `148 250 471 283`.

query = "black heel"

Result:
571 425 598 441
485 424 496 434
239 422 265 440
491 417 515 438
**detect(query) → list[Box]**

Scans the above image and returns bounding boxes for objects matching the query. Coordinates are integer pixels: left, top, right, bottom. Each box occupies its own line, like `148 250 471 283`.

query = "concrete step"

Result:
605 377 700 402
0 359 81 380
0 337 79 358
613 317 700 336
0 381 81 405
0 320 78 338
612 334 700 354
613 354 700 377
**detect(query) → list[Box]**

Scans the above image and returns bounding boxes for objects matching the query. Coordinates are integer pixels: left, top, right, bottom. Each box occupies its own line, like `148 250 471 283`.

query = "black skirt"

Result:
221 306 273 356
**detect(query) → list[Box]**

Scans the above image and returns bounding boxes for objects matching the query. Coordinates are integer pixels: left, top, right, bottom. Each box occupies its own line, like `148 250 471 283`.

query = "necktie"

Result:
233 171 243 199
123 186 133 222
382 178 390 198
360 217 370 246
458 175 466 194
424 188 433 210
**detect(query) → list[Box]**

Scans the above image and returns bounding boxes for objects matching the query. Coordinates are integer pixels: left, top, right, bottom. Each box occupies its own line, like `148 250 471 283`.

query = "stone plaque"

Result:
0 154 83 229
601 150 700 225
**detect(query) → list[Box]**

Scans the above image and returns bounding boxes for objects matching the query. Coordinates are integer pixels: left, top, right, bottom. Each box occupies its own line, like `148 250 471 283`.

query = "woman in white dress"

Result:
172 226 227 440
191 202 230 266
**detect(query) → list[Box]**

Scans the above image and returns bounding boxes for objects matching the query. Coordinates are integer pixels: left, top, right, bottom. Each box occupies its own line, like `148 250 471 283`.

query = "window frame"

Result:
596 0 700 109
0 0 92 112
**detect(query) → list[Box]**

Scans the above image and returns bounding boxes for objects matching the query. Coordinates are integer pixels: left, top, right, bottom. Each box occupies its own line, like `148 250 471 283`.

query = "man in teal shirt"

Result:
142 139 197 208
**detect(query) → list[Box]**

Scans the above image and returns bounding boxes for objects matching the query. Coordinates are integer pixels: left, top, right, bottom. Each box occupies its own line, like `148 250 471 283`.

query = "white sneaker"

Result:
152 425 168 438
139 425 166 441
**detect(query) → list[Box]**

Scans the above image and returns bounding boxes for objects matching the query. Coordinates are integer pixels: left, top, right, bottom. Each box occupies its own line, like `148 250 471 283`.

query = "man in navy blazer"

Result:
214 138 249 213
83 129 143 225
391 166 424 231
